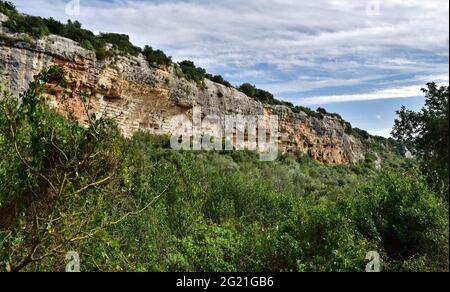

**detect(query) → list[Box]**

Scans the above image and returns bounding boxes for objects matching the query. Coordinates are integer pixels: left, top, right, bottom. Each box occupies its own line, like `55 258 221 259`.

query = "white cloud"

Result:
368 128 393 138
298 85 425 105
11 0 449 103
263 75 383 94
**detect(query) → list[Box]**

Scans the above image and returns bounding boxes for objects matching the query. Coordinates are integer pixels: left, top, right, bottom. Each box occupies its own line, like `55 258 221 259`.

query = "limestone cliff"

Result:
0 14 366 164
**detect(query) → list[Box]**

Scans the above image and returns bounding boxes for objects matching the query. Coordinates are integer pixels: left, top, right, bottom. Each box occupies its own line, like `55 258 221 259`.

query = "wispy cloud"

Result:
368 128 394 138
264 75 383 94
12 0 449 79
8 0 449 135
298 85 426 105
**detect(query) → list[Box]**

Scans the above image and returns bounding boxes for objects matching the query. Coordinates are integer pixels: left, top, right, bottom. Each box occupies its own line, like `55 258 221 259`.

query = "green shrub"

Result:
178 60 207 86
238 83 289 106
1 4 447 273
0 1 16 14
284 199 371 272
98 33 141 56
143 45 172 67
293 106 324 119
0 66 125 272
0 32 35 48
352 127 370 140
350 170 449 271
3 13 49 38
206 74 233 87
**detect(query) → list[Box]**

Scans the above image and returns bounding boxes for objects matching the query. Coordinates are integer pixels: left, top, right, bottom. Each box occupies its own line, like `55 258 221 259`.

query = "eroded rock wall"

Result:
0 17 365 164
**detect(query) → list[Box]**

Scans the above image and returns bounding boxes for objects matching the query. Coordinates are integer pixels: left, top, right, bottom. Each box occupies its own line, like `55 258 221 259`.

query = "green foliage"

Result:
0 32 35 48
292 106 324 119
2 10 49 38
317 107 344 120
0 66 124 271
343 121 353 134
285 199 371 272
1 101 448 272
238 83 258 98
237 84 342 122
238 83 282 105
81 39 94 50
0 1 16 14
316 107 327 115
107 137 447 272
178 60 207 85
205 74 233 88
313 107 356 134
143 45 172 67
352 127 370 140
1 5 160 64
350 170 449 271
0 66 448 272
176 62 234 88
44 20 141 60
393 83 449 200
98 33 141 56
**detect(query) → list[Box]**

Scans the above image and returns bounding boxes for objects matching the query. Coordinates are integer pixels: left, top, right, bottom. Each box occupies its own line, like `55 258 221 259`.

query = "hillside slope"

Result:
0 10 388 164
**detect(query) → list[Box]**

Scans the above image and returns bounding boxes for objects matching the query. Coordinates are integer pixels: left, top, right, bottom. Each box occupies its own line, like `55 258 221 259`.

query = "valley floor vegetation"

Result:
0 67 448 272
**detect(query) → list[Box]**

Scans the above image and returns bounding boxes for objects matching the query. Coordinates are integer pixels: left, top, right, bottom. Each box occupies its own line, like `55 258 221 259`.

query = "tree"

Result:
206 74 232 88
0 1 16 13
317 107 328 115
0 66 124 271
392 82 449 199
178 60 206 85
238 83 258 98
143 45 172 67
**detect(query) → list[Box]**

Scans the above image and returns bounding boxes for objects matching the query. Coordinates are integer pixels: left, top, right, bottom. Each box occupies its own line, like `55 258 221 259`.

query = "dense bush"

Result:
0 70 448 273
0 1 373 148
393 83 449 200
0 0 15 14
110 139 448 272
350 171 449 271
1 1 49 38
238 83 280 105
178 60 207 86
237 83 342 122
0 66 125 271
238 83 294 106
2 70 447 271
98 33 141 56
205 74 233 88
46 20 141 60
292 106 324 119
0 32 35 48
352 127 371 140
143 45 172 67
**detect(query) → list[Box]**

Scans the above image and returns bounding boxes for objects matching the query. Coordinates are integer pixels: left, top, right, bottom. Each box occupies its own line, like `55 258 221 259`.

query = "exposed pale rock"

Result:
0 30 367 164
375 154 382 170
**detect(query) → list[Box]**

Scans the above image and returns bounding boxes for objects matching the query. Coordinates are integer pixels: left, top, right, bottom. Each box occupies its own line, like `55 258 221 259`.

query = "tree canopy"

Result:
393 82 449 199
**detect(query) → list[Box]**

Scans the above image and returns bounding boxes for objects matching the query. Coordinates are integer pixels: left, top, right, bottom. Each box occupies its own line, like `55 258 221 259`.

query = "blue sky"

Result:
11 0 449 137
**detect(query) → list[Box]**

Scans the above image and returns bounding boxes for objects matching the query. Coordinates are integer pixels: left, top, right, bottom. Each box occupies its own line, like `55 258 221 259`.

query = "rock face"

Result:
0 17 366 164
